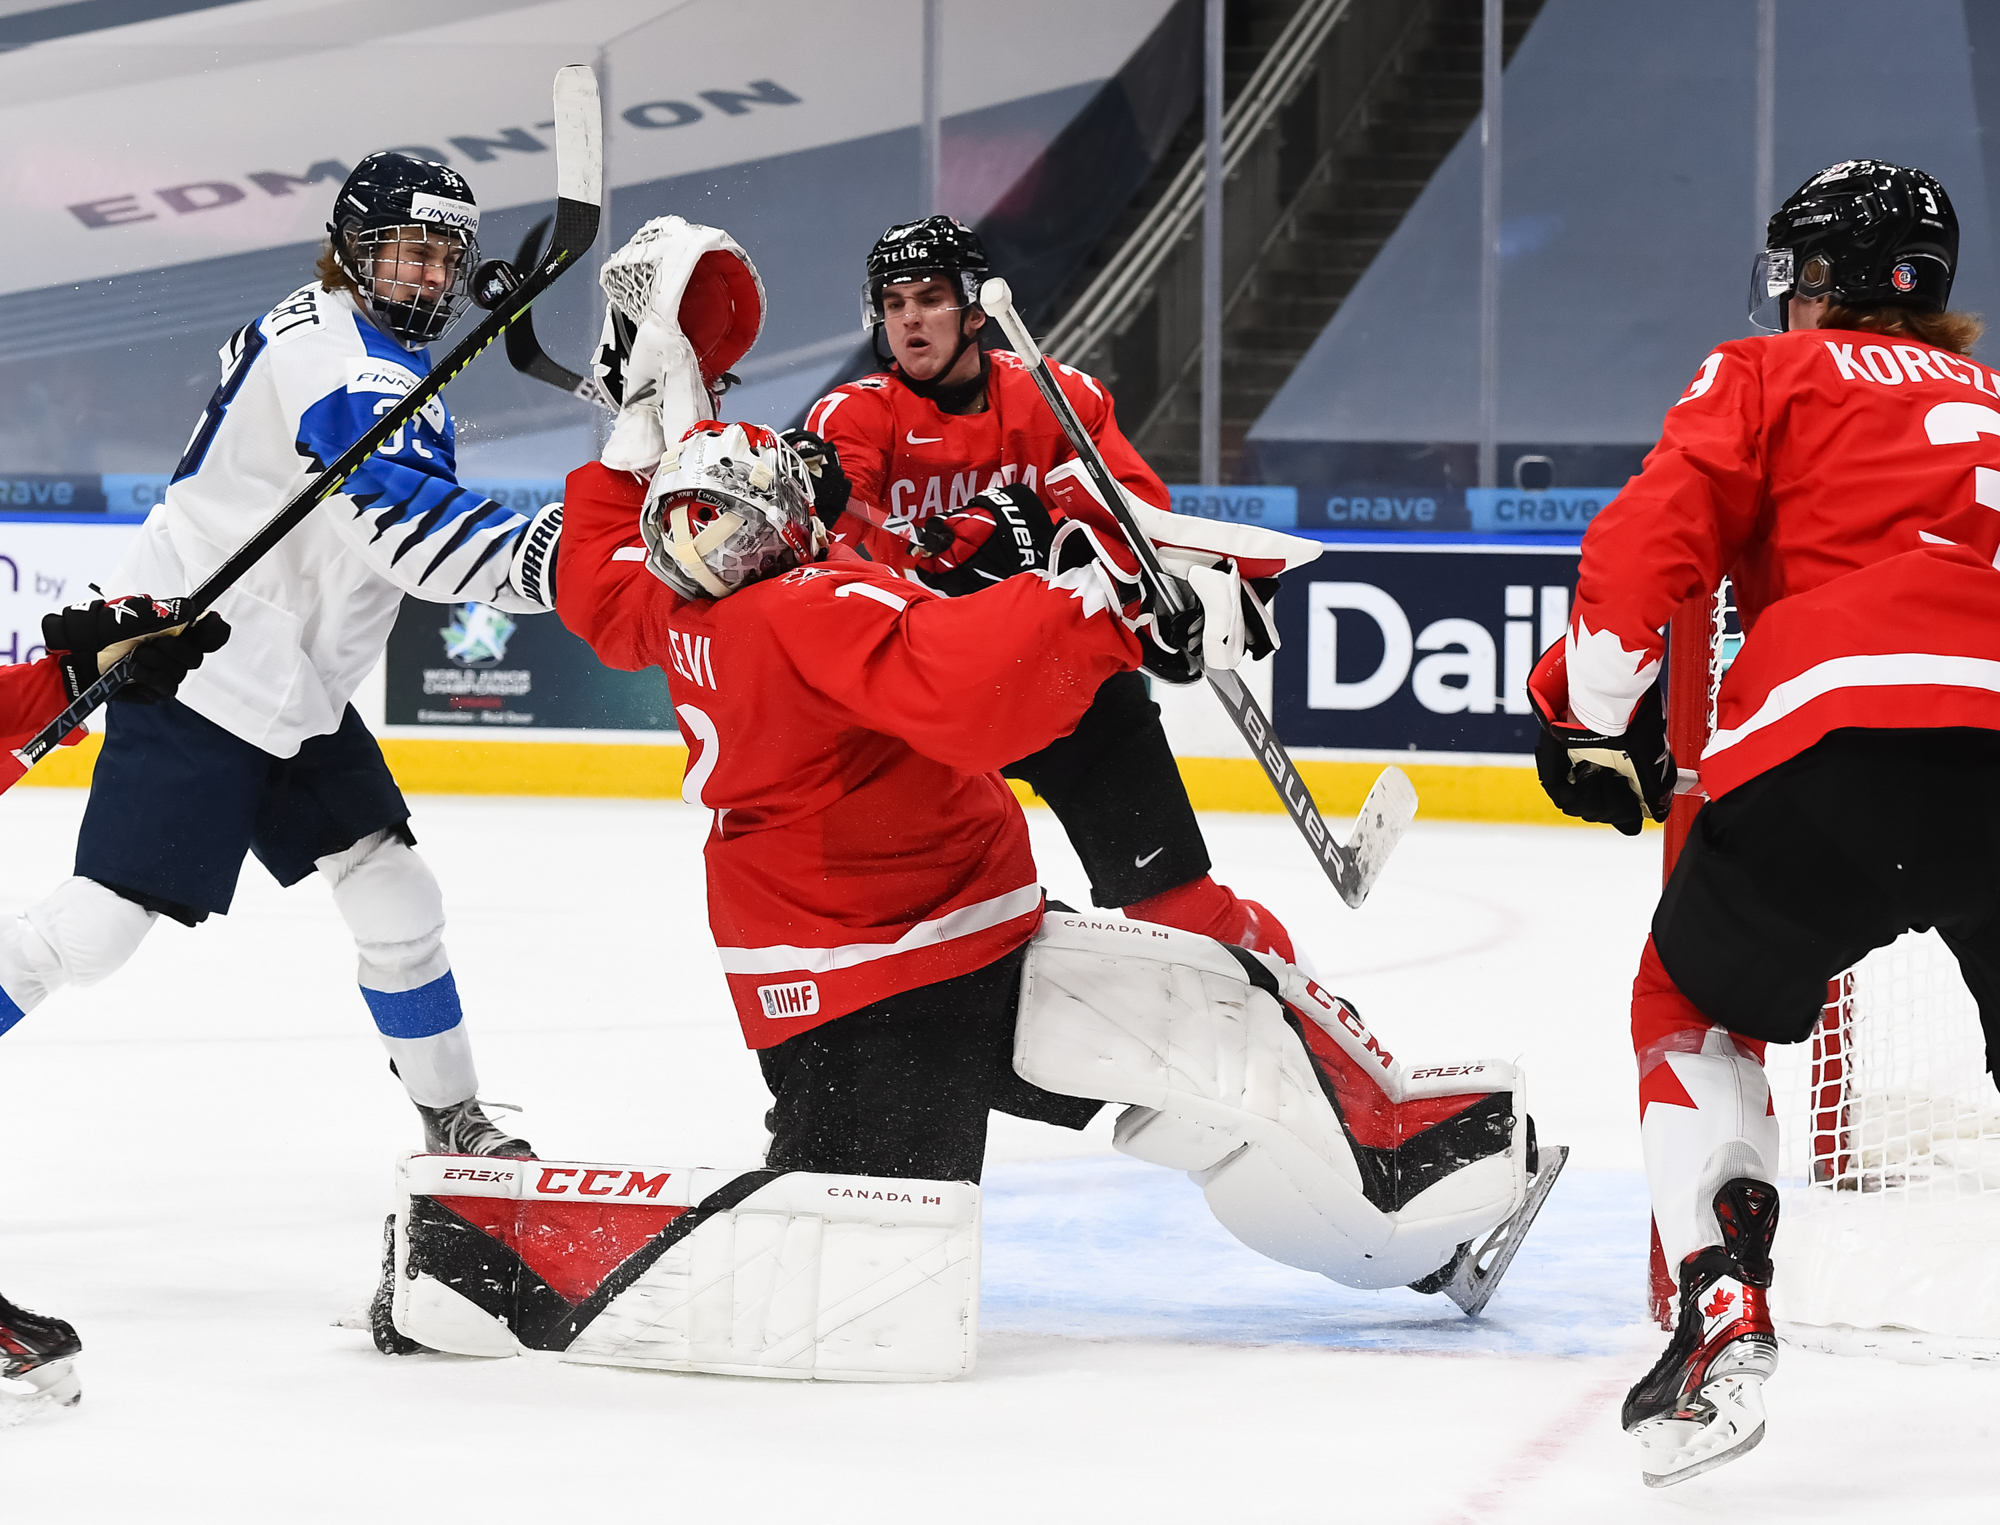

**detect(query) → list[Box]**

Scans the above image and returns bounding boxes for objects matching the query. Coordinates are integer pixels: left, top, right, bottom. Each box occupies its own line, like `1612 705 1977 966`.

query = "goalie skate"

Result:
1623 1177 1780 1488
0 1294 82 1416
1408 1127 1569 1316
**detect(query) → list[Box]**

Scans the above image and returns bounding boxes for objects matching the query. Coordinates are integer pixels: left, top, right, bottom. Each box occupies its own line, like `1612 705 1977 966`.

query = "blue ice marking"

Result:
362 970 464 1038
0 983 25 1037
977 1154 1653 1358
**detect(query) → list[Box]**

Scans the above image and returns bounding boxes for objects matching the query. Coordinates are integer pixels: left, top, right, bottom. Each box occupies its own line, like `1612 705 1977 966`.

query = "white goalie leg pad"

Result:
1640 1033 1780 1271
390 1155 978 1382
0 878 157 1019
1014 911 1529 1288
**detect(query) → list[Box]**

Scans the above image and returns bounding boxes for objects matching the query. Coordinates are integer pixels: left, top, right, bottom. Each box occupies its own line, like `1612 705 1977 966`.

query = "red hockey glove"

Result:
911 483 1056 598
41 597 230 706
1527 640 1675 836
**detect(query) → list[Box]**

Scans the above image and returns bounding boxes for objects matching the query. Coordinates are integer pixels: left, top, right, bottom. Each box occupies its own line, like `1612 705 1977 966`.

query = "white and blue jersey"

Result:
115 281 543 757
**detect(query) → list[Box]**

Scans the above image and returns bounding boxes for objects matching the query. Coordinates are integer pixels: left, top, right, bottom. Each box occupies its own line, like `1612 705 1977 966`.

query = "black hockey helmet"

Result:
1749 159 1958 331
861 215 989 329
327 152 482 346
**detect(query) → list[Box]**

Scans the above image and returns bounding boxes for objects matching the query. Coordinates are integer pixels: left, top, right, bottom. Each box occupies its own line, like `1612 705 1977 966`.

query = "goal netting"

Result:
1664 580 2000 1356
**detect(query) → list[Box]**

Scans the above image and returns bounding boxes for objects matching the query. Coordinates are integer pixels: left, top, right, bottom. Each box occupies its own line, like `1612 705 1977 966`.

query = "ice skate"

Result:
1407 1120 1569 1316
1623 1177 1780 1487
0 1294 82 1415
416 1097 535 1158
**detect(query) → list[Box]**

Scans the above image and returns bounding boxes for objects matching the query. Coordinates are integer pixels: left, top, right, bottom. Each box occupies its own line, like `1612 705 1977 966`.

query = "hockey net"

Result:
1663 581 2000 1357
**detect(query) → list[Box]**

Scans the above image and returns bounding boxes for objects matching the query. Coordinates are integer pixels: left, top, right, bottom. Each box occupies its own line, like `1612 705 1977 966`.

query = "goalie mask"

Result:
1749 159 1957 331
328 152 480 346
640 422 826 599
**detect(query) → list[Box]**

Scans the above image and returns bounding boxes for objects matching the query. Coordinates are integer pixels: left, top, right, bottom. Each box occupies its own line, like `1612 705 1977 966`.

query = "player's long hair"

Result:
315 238 359 297
1819 304 1984 355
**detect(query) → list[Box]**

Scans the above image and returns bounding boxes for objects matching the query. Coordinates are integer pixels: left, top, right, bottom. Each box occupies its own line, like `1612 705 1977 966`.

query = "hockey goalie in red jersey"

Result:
536 217 1566 1348
1528 160 2000 1487
788 215 1298 966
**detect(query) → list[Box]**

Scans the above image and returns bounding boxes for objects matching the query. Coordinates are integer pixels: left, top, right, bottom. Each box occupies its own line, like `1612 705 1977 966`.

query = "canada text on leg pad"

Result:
388 1154 979 1381
1013 912 1532 1290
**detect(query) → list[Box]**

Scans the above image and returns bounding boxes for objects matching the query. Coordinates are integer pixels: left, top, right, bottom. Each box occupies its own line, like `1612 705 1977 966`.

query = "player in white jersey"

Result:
0 153 564 1157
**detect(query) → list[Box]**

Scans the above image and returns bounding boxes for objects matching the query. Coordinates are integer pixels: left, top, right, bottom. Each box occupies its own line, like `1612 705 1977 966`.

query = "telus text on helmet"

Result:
64 80 800 231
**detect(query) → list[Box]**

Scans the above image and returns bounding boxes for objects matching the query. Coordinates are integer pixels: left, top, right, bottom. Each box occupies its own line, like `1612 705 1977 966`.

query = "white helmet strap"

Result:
669 501 741 598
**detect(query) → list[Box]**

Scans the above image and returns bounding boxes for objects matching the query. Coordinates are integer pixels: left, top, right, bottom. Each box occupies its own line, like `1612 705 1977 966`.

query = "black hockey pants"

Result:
1654 726 2000 1078
1002 670 1210 908
758 943 1102 1182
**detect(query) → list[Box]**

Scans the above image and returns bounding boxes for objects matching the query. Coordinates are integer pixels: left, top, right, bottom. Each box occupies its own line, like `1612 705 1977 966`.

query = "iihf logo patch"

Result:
1892 261 1918 293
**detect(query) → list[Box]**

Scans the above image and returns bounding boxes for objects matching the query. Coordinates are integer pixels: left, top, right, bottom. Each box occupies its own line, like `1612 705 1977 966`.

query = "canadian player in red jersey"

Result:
537 216 1559 1333
792 216 1297 965
1 596 225 1414
1528 160 2000 1487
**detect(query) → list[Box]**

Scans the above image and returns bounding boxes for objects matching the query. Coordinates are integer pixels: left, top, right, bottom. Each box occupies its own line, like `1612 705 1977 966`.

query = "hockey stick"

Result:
979 278 1416 909
11 65 602 775
504 218 616 409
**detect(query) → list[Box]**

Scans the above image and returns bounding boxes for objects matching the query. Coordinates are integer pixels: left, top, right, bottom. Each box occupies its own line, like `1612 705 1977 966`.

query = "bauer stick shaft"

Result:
13 65 603 774
979 277 1416 909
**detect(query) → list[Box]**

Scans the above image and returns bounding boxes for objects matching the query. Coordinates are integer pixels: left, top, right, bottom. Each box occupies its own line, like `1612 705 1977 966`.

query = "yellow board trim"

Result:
19 733 1588 825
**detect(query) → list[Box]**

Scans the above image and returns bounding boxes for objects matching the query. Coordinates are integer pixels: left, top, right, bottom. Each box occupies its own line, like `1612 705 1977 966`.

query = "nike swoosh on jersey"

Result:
1134 847 1165 867
906 431 944 445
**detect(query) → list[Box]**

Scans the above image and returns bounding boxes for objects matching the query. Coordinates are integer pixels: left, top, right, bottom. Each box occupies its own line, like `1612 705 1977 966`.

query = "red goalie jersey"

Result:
805 351 1169 571
0 659 72 795
1551 326 2000 797
554 462 1143 1046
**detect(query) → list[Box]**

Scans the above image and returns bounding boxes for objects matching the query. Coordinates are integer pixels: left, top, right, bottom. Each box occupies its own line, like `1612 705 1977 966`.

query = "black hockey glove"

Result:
780 429 852 533
911 483 1055 598
1528 665 1675 837
42 597 230 706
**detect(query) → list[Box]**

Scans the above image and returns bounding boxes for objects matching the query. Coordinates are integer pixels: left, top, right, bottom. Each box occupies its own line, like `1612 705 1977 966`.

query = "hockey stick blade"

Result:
1437 1143 1568 1317
11 64 602 774
978 277 1415 908
505 218 616 408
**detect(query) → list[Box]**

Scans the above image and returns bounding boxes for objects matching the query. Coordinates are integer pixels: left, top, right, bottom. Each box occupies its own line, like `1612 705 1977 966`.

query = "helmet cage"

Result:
339 222 478 345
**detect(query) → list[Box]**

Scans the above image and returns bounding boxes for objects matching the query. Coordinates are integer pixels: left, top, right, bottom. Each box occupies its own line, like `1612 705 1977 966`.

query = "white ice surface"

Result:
1 792 1992 1518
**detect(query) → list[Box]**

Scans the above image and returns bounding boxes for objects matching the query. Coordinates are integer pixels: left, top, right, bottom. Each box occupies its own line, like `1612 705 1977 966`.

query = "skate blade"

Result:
1439 1143 1569 1317
1635 1372 1768 1488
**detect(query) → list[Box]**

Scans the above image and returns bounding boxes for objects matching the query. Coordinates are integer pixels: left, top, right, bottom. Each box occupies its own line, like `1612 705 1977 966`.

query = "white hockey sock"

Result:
0 878 156 1034
318 830 476 1107
1639 1032 1780 1271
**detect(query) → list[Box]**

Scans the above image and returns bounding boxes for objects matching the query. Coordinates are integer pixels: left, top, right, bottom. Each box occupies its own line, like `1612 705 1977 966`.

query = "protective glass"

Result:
351 224 477 345
1747 247 1793 331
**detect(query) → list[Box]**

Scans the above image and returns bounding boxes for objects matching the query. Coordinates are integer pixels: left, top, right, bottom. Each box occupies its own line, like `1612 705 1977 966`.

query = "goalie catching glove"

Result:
1039 460 1315 683
909 483 1055 598
594 216 766 474
41 597 230 705
1527 639 1676 836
